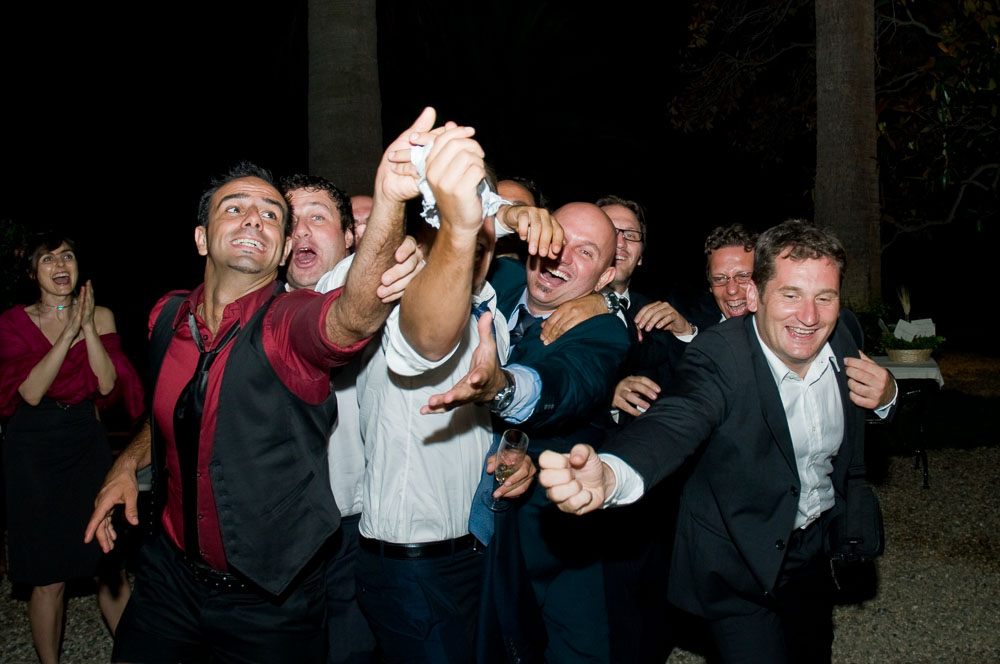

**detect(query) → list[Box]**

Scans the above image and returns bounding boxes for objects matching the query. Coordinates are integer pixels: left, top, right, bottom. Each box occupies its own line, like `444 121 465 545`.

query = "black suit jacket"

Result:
618 289 688 401
608 311 874 619
492 259 631 452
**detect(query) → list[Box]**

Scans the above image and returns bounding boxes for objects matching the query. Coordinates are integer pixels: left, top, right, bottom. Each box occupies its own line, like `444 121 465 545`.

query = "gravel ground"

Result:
3 447 999 663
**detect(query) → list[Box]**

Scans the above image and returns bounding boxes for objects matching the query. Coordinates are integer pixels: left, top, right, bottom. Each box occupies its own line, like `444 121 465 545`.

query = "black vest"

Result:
149 283 340 596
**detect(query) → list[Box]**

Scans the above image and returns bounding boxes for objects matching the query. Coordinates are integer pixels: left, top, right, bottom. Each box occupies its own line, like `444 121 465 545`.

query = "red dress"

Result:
0 305 144 585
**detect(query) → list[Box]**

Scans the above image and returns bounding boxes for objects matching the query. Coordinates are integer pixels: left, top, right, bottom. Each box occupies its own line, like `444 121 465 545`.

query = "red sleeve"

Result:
0 307 146 420
262 288 372 404
0 307 40 418
93 333 146 421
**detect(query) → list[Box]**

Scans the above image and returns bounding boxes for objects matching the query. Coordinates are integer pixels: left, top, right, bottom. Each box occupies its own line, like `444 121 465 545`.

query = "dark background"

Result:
2 1 989 366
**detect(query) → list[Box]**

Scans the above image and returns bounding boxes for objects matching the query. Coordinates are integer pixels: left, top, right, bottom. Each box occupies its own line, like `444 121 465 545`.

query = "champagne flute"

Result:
488 429 529 511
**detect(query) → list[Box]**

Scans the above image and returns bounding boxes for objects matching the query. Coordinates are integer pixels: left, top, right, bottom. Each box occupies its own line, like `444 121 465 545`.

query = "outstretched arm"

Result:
84 420 151 552
323 107 437 348
538 444 617 514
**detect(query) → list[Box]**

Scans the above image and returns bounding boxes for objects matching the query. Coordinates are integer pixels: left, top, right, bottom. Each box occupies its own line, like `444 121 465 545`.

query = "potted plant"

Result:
880 331 945 363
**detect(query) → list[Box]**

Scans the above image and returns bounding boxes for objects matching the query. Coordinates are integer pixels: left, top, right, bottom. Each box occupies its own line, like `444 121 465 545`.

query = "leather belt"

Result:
180 553 250 592
359 534 480 559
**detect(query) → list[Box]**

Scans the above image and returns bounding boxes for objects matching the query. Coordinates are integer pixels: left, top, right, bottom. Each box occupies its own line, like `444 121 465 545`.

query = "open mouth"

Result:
786 326 817 339
52 272 72 287
292 245 318 268
725 299 748 316
232 238 265 252
538 266 570 287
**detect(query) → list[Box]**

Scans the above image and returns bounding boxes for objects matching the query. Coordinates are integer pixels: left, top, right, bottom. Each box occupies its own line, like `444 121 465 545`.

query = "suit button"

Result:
775 539 785 550
790 486 799 497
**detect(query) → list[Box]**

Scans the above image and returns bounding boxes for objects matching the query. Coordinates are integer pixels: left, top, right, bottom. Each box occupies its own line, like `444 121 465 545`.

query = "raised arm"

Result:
17 299 85 406
323 107 437 348
80 282 118 395
398 124 486 361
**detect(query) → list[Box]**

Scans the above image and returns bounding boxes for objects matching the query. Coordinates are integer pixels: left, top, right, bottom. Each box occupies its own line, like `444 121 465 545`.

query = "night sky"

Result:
3 1 992 361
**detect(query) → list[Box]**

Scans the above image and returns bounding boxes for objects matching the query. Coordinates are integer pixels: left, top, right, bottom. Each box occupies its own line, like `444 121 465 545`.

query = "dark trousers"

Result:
355 541 484 664
517 482 610 664
112 532 326 664
601 479 677 664
708 521 835 664
326 514 376 664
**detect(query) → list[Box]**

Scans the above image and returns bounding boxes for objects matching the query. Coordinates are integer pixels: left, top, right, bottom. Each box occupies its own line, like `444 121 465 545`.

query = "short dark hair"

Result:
197 161 289 235
26 232 77 280
753 219 846 294
595 195 647 239
279 174 354 235
500 176 548 210
704 224 757 256
704 224 758 276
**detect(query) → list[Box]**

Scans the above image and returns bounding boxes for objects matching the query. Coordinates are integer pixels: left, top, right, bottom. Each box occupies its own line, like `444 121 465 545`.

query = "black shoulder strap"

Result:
144 292 188 534
148 293 188 397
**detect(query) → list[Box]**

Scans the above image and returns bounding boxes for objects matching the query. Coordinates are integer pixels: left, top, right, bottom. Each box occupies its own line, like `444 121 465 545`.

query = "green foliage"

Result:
669 0 1000 240
877 0 1000 243
881 332 946 350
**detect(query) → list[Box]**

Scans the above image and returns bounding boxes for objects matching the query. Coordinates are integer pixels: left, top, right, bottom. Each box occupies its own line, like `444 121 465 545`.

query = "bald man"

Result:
433 203 630 663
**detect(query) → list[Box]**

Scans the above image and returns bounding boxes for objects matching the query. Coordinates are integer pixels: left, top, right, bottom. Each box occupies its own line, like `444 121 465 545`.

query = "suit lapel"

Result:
745 315 798 474
828 315 863 472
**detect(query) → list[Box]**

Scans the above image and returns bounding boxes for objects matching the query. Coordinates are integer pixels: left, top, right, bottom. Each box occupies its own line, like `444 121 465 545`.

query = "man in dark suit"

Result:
538 219 896 663
596 195 691 420
427 202 630 663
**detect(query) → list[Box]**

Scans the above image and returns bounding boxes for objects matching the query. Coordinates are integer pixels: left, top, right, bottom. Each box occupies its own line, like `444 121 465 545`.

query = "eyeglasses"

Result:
614 228 645 243
709 272 752 287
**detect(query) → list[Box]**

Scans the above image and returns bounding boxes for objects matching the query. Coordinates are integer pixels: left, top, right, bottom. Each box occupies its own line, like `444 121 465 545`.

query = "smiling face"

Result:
195 176 290 277
708 245 755 318
601 204 644 293
747 252 840 377
286 188 354 290
525 202 617 315
33 242 78 297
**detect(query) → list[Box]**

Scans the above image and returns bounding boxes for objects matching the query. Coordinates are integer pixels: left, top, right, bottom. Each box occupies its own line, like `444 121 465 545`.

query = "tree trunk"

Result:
307 0 382 196
814 0 880 307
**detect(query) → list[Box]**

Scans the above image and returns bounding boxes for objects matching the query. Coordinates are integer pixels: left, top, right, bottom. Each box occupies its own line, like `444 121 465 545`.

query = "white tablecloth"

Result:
872 355 944 387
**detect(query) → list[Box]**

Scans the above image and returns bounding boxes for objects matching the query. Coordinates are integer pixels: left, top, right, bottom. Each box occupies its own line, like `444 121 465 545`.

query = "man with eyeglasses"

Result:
705 224 758 321
537 219 897 664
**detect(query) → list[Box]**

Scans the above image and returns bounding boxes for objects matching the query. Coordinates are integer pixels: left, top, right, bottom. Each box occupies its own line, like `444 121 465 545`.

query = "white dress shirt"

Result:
753 316 844 529
603 313 895 510
286 255 366 517
357 282 508 543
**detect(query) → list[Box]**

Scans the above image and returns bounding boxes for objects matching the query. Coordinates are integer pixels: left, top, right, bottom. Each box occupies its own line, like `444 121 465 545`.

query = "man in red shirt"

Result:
85 108 440 662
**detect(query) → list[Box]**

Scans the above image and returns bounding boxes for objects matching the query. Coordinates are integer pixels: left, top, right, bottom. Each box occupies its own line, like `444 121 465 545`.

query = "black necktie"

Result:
173 313 240 560
620 296 630 312
509 304 538 346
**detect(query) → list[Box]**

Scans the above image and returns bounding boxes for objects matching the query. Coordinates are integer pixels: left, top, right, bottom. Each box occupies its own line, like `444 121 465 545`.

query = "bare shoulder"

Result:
95 306 118 335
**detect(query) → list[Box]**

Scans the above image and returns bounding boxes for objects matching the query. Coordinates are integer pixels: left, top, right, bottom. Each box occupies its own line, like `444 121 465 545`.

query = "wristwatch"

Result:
602 290 621 315
490 370 515 413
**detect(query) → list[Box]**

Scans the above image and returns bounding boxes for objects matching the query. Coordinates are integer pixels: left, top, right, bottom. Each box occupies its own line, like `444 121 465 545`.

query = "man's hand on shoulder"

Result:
844 350 897 409
540 292 608 345
538 444 614 515
633 300 694 337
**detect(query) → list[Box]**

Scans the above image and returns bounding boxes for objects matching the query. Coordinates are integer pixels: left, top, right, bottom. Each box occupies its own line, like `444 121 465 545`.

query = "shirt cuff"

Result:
496 363 541 423
598 454 645 507
873 378 898 419
493 203 515 238
675 325 698 343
